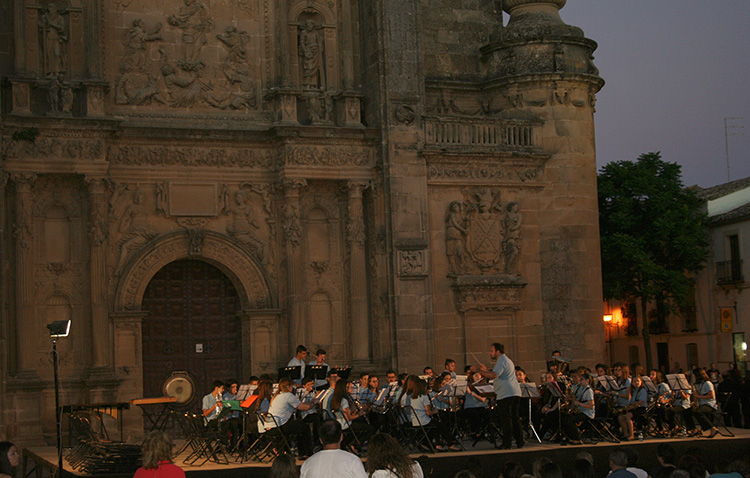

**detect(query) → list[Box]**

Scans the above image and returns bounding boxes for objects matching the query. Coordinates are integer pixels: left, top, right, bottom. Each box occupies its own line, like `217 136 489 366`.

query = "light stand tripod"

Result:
47 320 71 478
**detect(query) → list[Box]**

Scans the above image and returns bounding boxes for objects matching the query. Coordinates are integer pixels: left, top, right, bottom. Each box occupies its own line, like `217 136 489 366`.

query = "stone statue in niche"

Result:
47 74 73 115
216 26 257 110
167 0 212 63
298 19 323 89
116 189 158 270
226 189 266 262
445 200 467 275
502 201 521 274
124 18 162 71
39 3 68 76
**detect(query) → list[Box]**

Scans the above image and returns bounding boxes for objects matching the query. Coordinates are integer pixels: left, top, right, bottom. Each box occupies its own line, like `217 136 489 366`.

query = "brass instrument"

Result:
560 387 578 415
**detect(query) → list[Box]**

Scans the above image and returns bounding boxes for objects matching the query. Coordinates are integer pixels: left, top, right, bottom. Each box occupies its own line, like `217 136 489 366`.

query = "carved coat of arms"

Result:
466 189 503 271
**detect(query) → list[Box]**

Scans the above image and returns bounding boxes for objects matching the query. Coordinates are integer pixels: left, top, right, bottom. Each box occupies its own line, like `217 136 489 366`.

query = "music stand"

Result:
278 366 301 382
331 366 351 381
236 384 256 401
596 375 611 392
453 376 468 397
520 382 541 443
308 365 329 389
666 374 690 394
640 376 657 395
546 381 566 443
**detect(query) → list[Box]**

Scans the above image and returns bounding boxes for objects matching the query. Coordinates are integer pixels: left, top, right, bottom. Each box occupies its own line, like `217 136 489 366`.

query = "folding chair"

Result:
399 405 436 454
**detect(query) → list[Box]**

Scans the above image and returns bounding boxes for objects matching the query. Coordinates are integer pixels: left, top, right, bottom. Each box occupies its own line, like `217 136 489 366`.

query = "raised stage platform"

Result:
23 428 750 478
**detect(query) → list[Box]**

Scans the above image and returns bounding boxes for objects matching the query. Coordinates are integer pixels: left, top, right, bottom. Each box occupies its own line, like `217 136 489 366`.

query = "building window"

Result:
717 234 743 284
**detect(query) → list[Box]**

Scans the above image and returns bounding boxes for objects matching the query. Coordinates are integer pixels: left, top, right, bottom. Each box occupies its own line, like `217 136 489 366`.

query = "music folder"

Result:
666 373 691 391
241 395 259 408
331 366 352 381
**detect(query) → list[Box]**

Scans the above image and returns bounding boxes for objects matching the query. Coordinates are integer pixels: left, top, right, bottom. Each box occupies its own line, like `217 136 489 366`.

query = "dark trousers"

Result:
279 418 313 456
495 395 523 448
694 404 717 431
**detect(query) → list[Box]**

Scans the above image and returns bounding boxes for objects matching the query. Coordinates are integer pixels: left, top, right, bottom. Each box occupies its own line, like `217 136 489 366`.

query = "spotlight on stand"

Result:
47 319 71 478
47 320 71 338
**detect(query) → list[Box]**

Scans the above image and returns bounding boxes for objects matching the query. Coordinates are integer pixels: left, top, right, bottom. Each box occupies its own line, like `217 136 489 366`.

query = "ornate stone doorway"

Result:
141 259 241 417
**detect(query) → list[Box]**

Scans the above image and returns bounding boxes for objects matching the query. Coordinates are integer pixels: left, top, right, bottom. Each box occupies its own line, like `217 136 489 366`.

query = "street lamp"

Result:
47 320 70 478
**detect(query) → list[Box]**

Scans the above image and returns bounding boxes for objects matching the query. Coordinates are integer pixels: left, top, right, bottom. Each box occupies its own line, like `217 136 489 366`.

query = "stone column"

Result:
86 177 110 371
12 173 38 375
282 179 306 351
346 181 370 360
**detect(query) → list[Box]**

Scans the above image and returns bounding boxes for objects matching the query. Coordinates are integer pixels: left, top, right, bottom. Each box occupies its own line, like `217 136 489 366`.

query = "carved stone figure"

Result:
123 18 162 71
47 74 73 115
445 200 467 275
116 190 158 270
39 3 67 76
226 190 266 262
298 19 322 89
216 26 256 110
167 0 212 63
115 62 165 105
502 201 521 274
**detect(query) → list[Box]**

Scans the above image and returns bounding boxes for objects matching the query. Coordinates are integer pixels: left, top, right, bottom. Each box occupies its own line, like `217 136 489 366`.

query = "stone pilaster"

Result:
282 179 306 351
86 177 110 372
346 181 370 360
11 173 38 376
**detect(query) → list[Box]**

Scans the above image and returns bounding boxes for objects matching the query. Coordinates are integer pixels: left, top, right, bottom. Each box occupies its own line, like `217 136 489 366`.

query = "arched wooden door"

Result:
141 259 242 418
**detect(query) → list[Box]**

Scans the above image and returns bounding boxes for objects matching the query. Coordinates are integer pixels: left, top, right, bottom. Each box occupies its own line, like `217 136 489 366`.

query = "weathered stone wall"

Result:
0 0 606 443
421 0 503 80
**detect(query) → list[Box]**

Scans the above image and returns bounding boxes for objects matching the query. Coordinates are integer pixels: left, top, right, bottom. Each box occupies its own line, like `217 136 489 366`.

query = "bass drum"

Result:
163 371 196 407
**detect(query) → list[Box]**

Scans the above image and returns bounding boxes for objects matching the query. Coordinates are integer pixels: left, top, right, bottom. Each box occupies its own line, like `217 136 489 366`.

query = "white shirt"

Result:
266 392 300 428
372 463 424 478
492 354 521 400
300 449 367 478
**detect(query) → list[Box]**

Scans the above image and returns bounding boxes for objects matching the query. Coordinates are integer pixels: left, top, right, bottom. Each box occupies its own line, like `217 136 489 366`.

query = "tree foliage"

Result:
598 152 708 369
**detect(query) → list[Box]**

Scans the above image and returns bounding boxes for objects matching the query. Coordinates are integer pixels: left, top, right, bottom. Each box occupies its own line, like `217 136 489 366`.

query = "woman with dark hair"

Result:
0 442 20 478
693 368 720 438
255 379 274 433
270 453 299 478
366 433 423 478
133 431 185 478
329 380 372 451
571 459 594 478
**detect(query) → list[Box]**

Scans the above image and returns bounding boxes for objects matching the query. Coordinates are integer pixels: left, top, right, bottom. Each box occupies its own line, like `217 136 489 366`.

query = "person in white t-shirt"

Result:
262 377 316 457
300 419 367 478
366 432 424 478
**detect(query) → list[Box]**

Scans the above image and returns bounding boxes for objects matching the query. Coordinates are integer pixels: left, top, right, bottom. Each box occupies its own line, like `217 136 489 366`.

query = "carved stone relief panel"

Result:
110 0 263 112
438 188 525 277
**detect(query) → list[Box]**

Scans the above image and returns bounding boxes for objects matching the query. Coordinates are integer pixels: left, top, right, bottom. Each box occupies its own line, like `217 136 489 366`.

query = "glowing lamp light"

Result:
743 342 748 351
603 314 613 323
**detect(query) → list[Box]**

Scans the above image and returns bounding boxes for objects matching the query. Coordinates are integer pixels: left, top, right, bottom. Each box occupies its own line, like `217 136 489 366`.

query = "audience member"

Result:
650 444 676 478
608 448 637 478
538 463 562 478
366 433 423 478
503 462 525 478
571 459 594 478
625 447 648 478
270 454 299 478
300 420 366 478
133 431 185 478
0 442 20 478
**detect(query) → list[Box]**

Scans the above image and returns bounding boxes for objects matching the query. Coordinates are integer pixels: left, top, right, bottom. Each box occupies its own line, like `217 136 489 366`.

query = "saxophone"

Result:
560 387 578 414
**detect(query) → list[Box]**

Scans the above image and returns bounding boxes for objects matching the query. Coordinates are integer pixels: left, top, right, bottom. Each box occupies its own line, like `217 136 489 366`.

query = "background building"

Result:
0 0 605 443
605 177 750 374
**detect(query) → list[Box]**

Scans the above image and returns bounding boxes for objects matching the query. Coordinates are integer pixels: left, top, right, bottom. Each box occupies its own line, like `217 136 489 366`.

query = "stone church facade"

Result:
0 0 606 443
